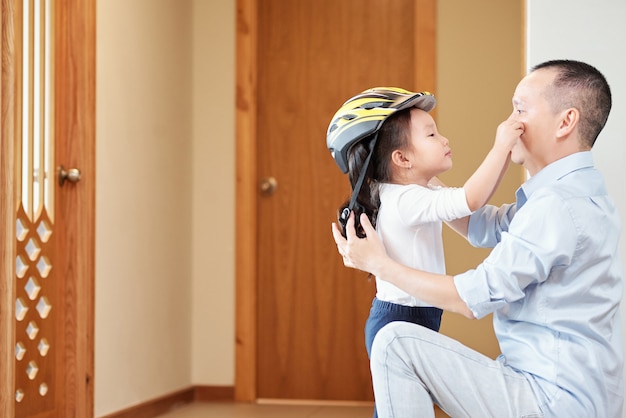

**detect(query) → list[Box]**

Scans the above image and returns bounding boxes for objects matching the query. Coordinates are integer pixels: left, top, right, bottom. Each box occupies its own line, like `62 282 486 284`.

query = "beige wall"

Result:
190 0 236 386
436 1 523 357
95 0 195 415
94 0 521 415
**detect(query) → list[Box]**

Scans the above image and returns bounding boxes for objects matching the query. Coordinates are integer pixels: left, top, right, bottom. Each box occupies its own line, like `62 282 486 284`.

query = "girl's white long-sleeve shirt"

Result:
375 183 471 306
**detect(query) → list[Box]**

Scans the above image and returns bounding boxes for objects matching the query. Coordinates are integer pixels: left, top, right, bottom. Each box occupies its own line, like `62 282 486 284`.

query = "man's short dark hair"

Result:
532 59 611 148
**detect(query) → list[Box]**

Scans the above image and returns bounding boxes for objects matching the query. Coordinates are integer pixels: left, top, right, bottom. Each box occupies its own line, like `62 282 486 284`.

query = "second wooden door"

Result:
254 0 436 401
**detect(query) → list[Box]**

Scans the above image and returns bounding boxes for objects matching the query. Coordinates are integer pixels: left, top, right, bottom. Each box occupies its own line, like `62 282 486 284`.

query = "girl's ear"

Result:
391 150 411 169
556 107 579 139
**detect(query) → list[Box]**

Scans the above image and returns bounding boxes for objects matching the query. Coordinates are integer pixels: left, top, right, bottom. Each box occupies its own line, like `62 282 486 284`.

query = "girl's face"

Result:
396 108 452 185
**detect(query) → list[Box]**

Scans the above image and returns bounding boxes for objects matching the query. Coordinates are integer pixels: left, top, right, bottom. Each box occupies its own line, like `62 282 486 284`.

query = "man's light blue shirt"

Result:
454 151 624 418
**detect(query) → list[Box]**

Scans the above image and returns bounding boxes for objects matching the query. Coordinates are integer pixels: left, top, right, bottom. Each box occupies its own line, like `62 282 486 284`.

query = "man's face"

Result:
510 68 560 176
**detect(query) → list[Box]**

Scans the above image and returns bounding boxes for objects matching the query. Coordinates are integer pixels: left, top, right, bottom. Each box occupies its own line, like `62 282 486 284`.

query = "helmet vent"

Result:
361 101 385 109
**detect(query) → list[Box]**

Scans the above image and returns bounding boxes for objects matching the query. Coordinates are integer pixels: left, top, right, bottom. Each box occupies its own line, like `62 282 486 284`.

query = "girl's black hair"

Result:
337 109 412 237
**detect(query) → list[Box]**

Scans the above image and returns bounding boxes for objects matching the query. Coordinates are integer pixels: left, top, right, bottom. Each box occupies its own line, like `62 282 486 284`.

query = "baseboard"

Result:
194 385 235 402
99 385 235 418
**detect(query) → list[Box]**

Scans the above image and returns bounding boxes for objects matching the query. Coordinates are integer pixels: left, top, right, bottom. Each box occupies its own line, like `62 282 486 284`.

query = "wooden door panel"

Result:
54 2 96 416
255 0 434 401
1 0 95 416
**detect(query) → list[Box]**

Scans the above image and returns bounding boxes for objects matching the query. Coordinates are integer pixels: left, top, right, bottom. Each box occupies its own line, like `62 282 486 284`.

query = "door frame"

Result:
234 0 436 401
1 1 18 415
0 0 96 415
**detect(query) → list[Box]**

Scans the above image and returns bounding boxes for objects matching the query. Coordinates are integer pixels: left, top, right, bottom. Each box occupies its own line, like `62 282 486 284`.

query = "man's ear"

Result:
391 150 411 168
556 108 579 139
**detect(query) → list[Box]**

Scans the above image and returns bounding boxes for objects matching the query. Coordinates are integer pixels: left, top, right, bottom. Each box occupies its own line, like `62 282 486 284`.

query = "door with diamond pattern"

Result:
0 0 95 417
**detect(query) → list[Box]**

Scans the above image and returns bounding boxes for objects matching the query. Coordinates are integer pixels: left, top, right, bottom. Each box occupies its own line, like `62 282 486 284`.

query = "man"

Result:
332 60 624 418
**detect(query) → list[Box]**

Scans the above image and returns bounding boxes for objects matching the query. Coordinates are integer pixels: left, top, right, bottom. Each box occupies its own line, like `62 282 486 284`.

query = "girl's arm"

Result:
429 176 470 238
463 114 522 211
429 114 521 238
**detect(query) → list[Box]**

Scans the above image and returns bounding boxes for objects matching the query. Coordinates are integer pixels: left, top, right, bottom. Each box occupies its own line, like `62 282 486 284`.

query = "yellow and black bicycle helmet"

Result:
326 87 436 173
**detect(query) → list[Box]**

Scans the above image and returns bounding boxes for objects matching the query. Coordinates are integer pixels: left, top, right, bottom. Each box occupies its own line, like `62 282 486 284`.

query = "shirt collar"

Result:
516 151 594 210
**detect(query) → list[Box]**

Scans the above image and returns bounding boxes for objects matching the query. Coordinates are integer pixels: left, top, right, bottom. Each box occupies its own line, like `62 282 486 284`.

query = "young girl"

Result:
326 87 522 416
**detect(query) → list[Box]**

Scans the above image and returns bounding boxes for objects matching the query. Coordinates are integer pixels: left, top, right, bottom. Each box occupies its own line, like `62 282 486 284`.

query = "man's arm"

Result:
332 212 475 319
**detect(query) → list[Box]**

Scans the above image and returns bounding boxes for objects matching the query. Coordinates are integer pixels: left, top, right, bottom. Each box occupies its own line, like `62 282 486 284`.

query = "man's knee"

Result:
371 321 426 362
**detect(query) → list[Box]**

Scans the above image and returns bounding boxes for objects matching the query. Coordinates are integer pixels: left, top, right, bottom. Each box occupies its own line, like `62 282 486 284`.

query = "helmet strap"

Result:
347 133 378 212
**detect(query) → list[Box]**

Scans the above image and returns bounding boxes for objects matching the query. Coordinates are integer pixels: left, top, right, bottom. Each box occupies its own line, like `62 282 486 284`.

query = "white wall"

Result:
526 2 626 410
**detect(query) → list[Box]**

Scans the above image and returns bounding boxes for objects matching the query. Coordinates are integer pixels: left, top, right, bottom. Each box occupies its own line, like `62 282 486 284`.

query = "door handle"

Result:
260 177 277 195
58 166 81 186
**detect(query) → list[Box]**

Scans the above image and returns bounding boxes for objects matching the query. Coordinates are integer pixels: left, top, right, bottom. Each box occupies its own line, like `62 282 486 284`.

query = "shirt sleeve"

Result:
396 185 471 225
454 193 578 319
467 203 517 248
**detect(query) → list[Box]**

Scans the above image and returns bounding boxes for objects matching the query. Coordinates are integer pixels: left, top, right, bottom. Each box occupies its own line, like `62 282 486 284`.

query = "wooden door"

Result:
0 0 95 416
235 0 436 402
